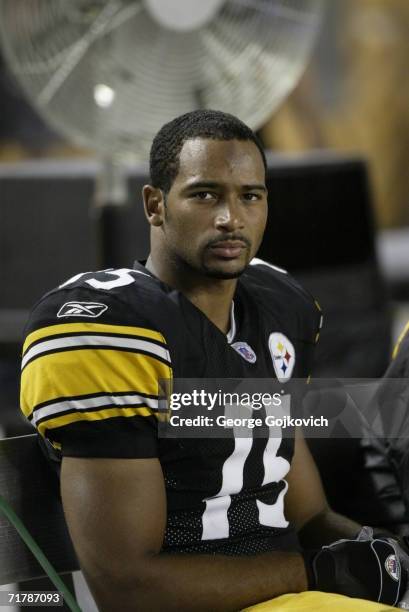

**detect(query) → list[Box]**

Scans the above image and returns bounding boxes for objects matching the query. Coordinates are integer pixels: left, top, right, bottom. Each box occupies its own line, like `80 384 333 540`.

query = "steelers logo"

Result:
268 332 296 382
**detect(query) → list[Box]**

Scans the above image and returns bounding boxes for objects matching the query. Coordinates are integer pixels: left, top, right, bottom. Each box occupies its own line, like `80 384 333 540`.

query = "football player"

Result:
20 110 409 611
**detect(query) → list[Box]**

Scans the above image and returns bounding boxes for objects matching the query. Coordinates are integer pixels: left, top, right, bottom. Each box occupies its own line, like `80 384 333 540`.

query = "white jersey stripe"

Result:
22 335 170 369
31 393 159 427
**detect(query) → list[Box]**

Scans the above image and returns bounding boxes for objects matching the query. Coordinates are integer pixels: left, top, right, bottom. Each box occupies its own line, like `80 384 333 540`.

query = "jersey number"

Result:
201 399 291 540
60 268 147 291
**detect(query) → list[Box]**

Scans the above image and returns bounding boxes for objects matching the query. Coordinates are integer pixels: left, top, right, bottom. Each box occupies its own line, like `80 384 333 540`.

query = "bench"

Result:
0 433 79 588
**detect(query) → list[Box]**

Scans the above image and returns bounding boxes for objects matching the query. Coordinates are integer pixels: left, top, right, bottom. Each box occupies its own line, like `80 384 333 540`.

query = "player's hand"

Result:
304 526 408 607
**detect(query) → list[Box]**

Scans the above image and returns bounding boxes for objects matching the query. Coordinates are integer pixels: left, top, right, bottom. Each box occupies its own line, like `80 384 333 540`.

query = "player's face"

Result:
163 138 268 279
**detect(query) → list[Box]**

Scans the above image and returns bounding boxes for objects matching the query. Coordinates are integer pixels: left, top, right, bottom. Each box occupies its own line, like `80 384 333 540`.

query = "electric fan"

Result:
0 0 324 165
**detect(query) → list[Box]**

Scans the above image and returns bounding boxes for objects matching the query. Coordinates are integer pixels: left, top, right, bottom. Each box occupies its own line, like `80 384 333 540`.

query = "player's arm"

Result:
61 455 307 612
285 427 362 548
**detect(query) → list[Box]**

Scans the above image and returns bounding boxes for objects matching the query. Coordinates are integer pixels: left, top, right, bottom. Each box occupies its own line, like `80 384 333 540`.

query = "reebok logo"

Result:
57 302 108 318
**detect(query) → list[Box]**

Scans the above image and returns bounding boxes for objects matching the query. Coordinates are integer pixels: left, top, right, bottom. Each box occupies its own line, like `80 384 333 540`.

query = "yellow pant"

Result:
243 591 395 611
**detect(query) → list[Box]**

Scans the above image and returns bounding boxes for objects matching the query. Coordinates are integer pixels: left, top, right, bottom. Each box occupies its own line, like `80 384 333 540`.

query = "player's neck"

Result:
145 255 236 335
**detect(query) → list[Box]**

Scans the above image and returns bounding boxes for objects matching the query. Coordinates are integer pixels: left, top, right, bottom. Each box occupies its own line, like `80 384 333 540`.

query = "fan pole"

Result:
94 157 129 269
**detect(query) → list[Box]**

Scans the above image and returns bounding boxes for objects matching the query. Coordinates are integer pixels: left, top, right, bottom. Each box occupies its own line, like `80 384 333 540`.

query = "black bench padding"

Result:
0 434 78 584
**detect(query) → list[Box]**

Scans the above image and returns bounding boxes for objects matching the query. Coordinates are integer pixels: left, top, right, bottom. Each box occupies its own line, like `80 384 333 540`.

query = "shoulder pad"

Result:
245 257 309 302
243 257 323 343
25 267 171 337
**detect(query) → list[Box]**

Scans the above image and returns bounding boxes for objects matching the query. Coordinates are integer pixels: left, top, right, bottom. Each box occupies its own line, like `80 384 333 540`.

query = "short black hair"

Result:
149 109 267 193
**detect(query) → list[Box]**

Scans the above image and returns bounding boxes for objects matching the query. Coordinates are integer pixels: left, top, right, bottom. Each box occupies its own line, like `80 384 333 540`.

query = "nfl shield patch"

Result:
231 341 257 363
268 332 295 382
385 554 400 582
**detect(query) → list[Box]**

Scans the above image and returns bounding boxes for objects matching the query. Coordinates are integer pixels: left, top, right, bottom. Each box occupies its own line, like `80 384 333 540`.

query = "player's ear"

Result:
143 185 166 226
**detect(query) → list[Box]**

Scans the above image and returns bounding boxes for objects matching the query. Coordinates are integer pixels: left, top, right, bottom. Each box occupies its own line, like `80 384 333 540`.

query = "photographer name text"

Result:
169 415 329 429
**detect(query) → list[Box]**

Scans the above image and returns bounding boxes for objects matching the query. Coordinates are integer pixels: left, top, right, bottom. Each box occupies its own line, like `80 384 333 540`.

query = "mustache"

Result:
206 235 251 248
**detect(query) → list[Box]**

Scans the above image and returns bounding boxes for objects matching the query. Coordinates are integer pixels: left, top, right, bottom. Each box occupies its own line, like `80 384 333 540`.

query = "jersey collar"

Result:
134 260 237 344
226 301 236 344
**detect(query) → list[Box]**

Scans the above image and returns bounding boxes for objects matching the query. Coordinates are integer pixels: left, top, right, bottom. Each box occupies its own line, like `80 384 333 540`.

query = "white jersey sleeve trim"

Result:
249 258 288 275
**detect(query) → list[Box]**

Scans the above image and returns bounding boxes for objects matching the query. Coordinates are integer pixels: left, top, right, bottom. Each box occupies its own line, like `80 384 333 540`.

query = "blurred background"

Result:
0 3 409 607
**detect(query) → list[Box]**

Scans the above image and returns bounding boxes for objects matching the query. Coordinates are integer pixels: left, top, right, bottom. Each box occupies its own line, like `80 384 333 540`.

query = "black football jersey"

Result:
20 259 322 556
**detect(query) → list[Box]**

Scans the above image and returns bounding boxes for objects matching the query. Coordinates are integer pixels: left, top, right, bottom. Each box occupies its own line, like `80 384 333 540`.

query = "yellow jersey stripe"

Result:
20 348 172 418
37 405 153 437
23 322 166 355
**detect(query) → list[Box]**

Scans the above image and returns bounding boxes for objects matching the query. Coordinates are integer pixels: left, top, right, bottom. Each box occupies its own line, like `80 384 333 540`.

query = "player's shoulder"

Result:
243 258 318 306
24 266 175 338
242 258 323 337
